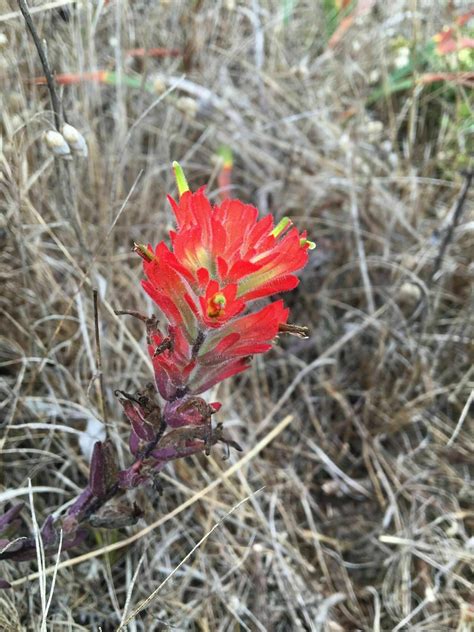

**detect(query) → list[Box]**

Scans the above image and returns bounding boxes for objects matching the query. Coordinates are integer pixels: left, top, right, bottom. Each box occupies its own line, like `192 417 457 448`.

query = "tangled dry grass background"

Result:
1 0 473 630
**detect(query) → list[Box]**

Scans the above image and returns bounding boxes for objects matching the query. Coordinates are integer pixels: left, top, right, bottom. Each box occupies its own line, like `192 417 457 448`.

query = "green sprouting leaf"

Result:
367 78 415 104
281 0 297 26
322 0 340 40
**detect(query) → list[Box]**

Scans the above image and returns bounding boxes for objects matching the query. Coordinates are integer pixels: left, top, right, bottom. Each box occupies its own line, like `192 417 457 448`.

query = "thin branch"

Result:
114 309 149 322
18 0 62 130
93 289 109 434
430 170 473 282
349 177 375 314
1 0 75 24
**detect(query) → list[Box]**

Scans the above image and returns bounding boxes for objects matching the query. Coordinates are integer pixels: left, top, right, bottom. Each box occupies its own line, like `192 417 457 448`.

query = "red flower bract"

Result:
168 189 310 300
137 173 312 403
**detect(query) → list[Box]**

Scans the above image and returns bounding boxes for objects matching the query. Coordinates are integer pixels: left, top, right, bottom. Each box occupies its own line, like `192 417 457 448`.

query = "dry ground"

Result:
0 1 473 630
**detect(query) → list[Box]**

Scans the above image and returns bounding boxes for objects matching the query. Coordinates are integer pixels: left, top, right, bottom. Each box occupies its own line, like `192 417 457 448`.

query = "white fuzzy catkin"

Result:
44 130 71 158
176 97 199 119
62 124 88 157
151 74 167 95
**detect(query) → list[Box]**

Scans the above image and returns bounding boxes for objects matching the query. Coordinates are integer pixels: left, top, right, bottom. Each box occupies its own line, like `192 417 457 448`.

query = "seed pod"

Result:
397 281 422 307
44 130 71 158
62 123 88 157
152 74 167 95
176 96 198 119
0 503 24 538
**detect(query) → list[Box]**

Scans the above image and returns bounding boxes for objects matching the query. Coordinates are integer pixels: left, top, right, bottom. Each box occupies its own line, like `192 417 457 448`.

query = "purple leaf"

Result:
89 441 107 498
62 487 94 534
151 442 203 463
121 399 155 441
62 527 88 551
118 467 149 490
0 503 24 537
40 515 56 546
0 537 28 555
163 397 213 428
129 430 140 456
0 537 32 560
102 440 119 488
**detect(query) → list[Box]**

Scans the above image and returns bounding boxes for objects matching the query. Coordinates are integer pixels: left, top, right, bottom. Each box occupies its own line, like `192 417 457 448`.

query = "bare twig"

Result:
446 388 473 447
17 0 62 130
1 0 75 24
93 289 108 433
114 309 149 322
349 171 375 314
430 170 473 282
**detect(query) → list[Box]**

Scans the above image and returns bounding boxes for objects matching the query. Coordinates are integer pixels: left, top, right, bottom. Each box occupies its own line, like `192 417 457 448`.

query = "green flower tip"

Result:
134 242 155 262
172 161 190 197
217 146 233 168
271 217 315 250
271 217 292 238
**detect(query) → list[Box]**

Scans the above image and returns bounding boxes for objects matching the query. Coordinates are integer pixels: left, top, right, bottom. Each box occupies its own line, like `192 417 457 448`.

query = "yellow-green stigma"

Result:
271 217 292 238
208 292 226 318
300 238 316 250
134 242 155 262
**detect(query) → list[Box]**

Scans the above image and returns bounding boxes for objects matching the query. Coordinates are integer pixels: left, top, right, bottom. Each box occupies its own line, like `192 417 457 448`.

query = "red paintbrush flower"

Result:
135 162 313 402
0 161 312 570
167 186 313 301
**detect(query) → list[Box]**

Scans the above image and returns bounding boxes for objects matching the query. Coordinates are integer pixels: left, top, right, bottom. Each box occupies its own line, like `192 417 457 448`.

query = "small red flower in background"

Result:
135 162 313 403
433 9 474 55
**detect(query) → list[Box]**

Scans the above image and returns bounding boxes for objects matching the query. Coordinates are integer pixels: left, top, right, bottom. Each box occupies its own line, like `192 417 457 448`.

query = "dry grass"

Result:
1 1 473 630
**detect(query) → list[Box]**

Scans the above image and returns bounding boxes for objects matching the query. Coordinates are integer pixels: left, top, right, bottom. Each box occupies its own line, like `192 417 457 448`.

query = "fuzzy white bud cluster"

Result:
62 124 88 157
44 130 71 158
176 97 199 119
43 124 88 159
